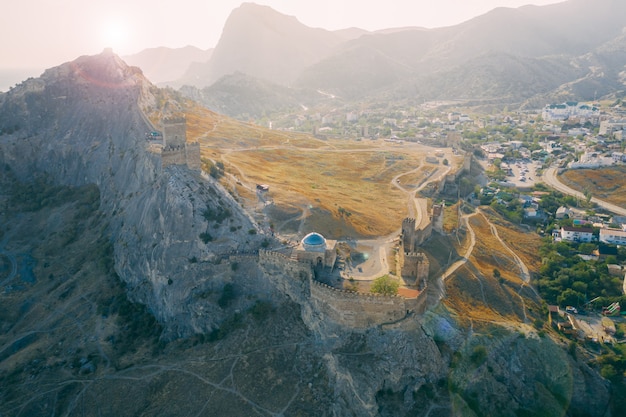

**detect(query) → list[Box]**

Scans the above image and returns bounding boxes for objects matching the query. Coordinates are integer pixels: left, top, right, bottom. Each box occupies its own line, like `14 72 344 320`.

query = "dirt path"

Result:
477 210 541 323
442 212 477 282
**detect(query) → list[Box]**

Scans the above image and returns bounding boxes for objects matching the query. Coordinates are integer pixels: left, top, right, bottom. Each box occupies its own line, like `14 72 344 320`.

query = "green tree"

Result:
371 275 400 296
583 187 592 205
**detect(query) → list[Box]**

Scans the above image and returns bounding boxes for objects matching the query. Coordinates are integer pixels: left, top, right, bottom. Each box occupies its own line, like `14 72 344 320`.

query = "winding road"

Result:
543 167 626 216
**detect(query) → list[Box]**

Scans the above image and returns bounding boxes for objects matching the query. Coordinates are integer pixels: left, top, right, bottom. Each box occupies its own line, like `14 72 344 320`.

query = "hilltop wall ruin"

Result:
160 118 201 171
258 249 426 329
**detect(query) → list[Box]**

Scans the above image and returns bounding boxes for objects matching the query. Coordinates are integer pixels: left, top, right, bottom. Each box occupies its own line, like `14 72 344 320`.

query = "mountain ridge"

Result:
165 0 626 110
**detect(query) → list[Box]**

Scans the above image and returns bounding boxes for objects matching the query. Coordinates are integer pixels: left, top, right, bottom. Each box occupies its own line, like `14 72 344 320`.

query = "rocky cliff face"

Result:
0 51 613 416
0 50 261 337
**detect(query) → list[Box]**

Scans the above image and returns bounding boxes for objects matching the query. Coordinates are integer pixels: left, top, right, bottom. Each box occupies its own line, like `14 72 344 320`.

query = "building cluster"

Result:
541 102 600 123
552 208 626 246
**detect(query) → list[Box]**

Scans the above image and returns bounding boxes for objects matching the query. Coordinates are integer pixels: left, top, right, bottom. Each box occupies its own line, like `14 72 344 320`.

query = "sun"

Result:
100 19 130 52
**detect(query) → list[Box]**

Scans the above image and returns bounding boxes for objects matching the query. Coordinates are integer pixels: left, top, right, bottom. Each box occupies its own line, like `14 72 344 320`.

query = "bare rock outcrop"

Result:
0 51 261 337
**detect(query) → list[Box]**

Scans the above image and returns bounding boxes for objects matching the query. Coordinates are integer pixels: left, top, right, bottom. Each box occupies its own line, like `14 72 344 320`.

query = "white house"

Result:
600 228 626 245
556 206 571 219
561 226 594 242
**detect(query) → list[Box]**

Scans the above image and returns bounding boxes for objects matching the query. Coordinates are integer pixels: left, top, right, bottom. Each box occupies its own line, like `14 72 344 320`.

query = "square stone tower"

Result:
162 117 187 149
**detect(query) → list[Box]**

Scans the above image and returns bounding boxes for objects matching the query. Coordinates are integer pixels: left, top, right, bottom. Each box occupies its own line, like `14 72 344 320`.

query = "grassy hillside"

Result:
560 166 626 207
183 102 462 237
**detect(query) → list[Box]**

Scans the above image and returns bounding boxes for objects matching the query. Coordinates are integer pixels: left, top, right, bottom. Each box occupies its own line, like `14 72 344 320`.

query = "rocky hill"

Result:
180 72 327 119
295 0 626 102
0 49 263 338
0 51 616 416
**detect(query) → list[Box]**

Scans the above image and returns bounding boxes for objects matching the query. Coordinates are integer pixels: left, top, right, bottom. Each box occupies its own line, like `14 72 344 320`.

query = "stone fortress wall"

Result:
402 217 432 249
258 250 312 300
258 250 426 329
309 280 417 328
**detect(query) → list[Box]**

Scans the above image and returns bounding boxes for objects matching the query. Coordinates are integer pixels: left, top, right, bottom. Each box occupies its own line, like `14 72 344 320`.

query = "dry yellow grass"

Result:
442 202 461 233
469 214 523 285
560 166 626 207
396 166 439 188
181 103 464 237
480 208 543 275
443 213 532 324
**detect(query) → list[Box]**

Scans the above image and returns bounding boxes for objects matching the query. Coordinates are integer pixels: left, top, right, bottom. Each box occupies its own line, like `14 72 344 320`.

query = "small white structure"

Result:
556 206 571 219
561 226 594 242
600 228 626 245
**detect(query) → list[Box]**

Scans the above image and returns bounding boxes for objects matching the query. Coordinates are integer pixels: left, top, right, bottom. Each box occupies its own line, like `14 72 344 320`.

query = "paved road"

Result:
543 167 626 216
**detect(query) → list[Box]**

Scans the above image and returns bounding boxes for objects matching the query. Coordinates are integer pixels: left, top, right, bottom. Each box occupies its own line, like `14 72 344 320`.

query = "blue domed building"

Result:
296 232 337 268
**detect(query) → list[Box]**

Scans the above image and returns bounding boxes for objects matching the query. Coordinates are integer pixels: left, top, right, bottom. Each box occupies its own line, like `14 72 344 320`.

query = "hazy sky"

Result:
2 0 565 70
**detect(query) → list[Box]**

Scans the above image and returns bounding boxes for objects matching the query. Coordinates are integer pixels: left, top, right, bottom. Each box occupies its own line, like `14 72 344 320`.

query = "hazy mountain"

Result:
180 72 326 119
182 0 625 106
296 0 626 101
177 2 354 87
123 45 213 85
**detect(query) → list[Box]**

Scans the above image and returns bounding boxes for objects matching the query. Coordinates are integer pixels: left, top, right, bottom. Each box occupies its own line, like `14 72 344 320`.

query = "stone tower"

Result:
160 117 201 171
402 218 417 252
162 117 187 148
432 202 445 233
400 251 429 288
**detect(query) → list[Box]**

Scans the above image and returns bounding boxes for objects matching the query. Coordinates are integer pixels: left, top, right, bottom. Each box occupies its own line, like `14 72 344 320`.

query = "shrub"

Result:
218 283 236 308
199 232 213 243
249 300 274 321
371 275 399 296
470 345 487 366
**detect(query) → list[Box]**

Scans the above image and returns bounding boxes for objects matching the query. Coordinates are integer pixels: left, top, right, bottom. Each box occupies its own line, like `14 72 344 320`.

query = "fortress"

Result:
258 249 426 329
397 200 445 287
160 117 201 171
233 200 449 329
401 200 444 250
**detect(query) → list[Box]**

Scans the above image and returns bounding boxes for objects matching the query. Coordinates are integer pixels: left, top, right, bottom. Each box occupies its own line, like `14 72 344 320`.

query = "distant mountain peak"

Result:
179 2 348 87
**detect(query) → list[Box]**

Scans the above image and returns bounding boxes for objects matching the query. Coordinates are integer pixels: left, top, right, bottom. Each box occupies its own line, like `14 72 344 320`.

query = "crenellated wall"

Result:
309 280 410 328
259 249 312 301
161 146 187 167
258 249 427 329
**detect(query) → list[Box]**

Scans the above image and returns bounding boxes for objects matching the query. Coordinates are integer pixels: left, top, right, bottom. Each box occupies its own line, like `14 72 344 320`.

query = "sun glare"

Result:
100 19 129 52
